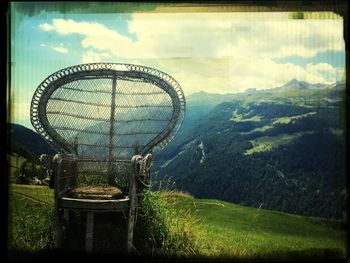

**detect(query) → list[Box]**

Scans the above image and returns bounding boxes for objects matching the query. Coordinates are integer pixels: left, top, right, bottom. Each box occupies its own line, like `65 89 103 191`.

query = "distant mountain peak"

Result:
282 79 309 89
289 78 299 84
188 91 216 98
280 79 329 90
194 91 209 95
243 88 257 94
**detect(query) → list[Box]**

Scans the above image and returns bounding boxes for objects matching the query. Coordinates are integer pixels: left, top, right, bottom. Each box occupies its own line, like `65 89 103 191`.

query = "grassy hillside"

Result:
8 123 55 157
164 193 346 260
8 185 346 260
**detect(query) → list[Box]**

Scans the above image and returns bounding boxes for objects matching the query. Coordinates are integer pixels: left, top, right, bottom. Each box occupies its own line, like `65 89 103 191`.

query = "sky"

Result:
9 3 345 130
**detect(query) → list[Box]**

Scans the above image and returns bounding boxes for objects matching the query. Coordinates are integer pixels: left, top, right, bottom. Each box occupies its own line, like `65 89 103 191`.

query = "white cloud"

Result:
39 23 55 31
305 63 343 83
140 57 343 95
51 45 68 53
128 13 344 59
39 14 343 60
38 13 344 94
39 19 139 58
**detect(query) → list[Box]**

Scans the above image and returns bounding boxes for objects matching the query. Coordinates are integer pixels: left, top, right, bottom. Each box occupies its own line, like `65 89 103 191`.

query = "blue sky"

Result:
9 3 345 130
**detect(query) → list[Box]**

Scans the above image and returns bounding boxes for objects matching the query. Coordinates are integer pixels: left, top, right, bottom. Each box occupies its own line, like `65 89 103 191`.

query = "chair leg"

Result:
54 206 64 249
85 212 94 253
127 204 136 253
63 209 70 222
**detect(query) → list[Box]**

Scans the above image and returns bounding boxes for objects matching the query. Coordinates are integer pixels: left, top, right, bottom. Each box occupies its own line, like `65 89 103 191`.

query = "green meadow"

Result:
167 195 346 260
244 131 314 155
8 185 346 260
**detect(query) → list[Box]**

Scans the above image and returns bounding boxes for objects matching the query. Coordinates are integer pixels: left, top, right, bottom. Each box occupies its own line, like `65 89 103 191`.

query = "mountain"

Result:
187 79 343 109
153 80 346 219
8 123 55 158
332 81 346 90
243 88 257 94
186 91 236 107
281 79 308 89
272 79 331 93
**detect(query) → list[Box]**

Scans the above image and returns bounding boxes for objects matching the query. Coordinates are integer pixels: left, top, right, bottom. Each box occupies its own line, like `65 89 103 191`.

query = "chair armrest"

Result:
130 154 153 193
52 154 78 196
39 154 54 188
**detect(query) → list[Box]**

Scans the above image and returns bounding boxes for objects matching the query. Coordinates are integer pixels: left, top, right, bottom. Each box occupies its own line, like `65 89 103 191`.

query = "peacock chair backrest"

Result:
30 63 185 191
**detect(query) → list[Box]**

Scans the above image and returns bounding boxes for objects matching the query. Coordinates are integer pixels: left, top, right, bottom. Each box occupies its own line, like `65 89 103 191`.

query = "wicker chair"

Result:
31 63 185 253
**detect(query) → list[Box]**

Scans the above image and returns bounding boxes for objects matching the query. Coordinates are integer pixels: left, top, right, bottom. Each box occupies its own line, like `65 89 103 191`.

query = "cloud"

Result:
39 23 55 31
128 13 344 59
51 45 68 53
40 42 68 53
39 15 344 60
305 63 343 83
137 57 343 95
38 13 344 94
38 19 138 58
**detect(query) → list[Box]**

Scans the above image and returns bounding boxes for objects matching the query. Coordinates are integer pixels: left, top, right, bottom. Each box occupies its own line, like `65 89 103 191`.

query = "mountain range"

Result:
152 79 346 219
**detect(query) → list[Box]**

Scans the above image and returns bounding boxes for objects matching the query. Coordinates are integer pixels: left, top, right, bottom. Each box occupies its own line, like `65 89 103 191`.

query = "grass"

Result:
8 184 55 256
8 184 347 260
10 184 54 205
272 111 317 124
8 191 55 254
169 196 346 260
240 112 317 135
7 185 198 258
135 190 200 258
248 124 274 133
244 131 314 155
230 109 262 122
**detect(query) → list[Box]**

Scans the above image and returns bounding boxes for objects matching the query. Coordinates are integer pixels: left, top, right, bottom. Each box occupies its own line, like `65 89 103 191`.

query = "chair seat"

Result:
69 185 124 200
59 197 130 212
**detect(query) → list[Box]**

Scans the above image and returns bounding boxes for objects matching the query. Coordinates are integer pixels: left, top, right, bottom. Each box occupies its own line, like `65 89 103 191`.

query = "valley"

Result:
153 79 346 219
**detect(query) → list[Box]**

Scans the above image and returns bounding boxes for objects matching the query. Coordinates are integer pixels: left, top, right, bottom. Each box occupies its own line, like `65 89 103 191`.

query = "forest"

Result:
152 80 346 219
